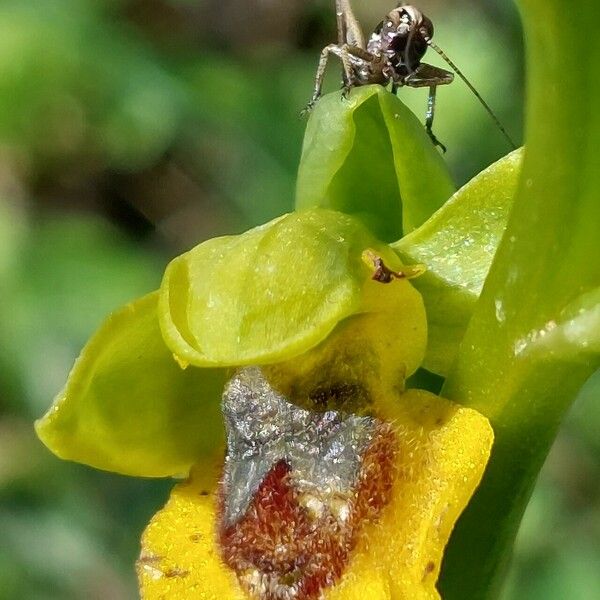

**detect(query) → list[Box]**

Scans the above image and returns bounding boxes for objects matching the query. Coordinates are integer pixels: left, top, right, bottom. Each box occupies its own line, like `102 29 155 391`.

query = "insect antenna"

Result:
424 37 517 149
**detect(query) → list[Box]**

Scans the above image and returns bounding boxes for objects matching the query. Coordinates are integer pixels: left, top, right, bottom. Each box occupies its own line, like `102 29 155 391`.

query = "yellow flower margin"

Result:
138 388 493 600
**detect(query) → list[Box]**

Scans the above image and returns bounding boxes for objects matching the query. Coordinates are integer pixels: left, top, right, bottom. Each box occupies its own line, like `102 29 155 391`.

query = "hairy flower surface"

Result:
138 369 492 600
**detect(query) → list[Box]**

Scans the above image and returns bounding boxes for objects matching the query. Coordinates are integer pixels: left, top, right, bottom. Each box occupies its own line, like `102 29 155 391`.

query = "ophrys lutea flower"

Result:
36 208 494 599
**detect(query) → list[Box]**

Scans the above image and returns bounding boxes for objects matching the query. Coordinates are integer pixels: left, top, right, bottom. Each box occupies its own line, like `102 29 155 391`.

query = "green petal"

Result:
295 86 456 241
159 208 424 370
393 148 523 375
35 292 226 477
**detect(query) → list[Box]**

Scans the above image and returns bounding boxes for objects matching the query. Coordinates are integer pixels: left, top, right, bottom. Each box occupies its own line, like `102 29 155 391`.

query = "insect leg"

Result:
425 85 436 130
336 0 366 49
336 1 350 88
425 85 447 153
338 44 358 97
339 44 375 99
304 44 363 113
303 44 350 113
342 44 374 62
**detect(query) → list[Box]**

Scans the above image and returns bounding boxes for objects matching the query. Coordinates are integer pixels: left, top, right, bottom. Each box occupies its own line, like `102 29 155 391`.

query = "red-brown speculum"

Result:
218 413 398 600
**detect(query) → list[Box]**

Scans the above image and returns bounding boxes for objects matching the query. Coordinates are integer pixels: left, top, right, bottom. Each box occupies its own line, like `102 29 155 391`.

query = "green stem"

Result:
439 1 600 598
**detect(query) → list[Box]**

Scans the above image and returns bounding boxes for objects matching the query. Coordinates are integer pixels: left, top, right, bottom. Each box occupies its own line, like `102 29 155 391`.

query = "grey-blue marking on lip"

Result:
220 367 379 526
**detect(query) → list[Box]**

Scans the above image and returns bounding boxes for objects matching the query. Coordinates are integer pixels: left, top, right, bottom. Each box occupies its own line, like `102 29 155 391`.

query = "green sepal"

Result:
295 86 456 241
393 148 523 375
159 208 425 372
35 292 226 477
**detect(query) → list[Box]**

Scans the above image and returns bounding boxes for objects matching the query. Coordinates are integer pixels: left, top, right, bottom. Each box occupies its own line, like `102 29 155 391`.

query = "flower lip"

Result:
138 385 494 600
220 367 379 526
218 367 397 600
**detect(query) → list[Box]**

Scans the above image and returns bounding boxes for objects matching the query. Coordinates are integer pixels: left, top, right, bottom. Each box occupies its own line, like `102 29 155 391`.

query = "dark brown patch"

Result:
422 560 436 581
218 424 397 600
308 382 371 413
164 567 190 578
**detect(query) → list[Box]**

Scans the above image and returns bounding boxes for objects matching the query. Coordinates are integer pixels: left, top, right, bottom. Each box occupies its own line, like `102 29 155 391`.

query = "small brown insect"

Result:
305 1 516 152
362 249 425 283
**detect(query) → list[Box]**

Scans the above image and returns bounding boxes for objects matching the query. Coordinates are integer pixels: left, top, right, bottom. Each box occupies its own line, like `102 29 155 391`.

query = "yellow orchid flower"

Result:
138 372 492 600
36 208 493 600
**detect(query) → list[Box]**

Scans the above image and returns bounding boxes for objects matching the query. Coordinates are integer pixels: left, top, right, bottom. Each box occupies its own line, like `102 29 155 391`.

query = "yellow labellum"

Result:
138 389 493 600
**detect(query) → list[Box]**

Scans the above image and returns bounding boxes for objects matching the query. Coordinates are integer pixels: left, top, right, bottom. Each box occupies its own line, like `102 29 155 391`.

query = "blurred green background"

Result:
0 1 597 598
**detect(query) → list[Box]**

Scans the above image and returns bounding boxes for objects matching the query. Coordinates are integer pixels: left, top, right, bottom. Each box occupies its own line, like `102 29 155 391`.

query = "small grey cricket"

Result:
304 1 516 152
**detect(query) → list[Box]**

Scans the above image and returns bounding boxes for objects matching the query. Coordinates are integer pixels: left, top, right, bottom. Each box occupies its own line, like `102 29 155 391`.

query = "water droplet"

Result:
495 299 506 323
514 338 527 356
